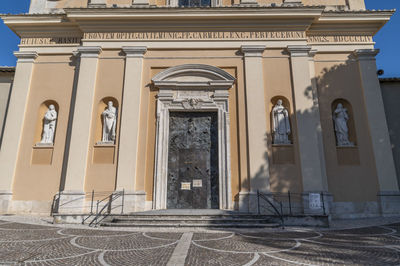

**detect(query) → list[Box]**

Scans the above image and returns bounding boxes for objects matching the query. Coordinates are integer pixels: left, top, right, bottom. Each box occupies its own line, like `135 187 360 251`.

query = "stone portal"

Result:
167 112 219 209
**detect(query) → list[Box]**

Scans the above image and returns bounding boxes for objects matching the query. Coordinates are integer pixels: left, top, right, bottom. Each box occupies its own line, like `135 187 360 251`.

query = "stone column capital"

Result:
13 51 38 63
240 45 266 57
287 45 312 57
122 46 147 58
75 46 102 58
353 49 380 60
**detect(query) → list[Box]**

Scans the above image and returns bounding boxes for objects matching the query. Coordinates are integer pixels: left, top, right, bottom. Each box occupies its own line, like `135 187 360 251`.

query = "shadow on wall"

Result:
239 55 381 206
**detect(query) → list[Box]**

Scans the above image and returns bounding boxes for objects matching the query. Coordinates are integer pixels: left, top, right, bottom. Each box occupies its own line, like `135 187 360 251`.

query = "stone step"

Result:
108 217 272 224
100 222 280 228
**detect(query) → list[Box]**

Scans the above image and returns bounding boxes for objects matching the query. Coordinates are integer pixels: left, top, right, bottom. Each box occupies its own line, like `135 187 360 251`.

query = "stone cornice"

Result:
122 46 147 57
353 49 380 60
1 8 393 40
240 45 266 57
13 51 38 62
76 46 102 58
287 45 312 57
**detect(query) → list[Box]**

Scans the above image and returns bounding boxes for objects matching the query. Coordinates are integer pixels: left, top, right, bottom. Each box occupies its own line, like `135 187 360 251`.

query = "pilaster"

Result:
115 46 147 213
88 0 107 7
354 49 400 216
59 46 101 214
287 45 328 215
0 51 37 213
282 0 302 7
132 0 150 6
240 45 270 212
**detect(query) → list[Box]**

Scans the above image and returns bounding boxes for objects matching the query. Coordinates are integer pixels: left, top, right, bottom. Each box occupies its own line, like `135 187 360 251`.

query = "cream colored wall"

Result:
84 50 124 198
140 49 249 203
315 53 380 202
263 49 303 194
13 55 75 201
0 74 13 143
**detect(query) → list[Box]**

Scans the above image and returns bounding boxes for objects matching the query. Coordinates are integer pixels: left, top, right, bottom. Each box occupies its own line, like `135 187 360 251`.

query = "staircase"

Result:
99 210 281 228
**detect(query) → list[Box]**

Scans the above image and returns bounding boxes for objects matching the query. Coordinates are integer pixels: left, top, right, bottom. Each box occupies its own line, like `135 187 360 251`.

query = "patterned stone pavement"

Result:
0 219 399 265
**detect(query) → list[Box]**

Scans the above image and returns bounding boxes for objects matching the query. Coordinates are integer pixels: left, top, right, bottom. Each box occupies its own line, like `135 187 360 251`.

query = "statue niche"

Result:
333 102 354 147
272 99 291 145
101 100 117 144
38 103 57 145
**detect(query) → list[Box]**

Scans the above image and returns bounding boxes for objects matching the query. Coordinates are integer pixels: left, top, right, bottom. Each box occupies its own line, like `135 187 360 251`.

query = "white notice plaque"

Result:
181 182 191 190
309 193 322 210
193 179 203 187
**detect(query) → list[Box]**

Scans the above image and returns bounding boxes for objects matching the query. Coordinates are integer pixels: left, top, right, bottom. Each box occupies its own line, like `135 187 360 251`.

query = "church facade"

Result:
0 0 399 219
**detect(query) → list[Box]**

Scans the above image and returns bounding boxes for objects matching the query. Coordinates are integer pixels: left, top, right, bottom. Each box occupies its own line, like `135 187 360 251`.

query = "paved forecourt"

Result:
0 218 400 265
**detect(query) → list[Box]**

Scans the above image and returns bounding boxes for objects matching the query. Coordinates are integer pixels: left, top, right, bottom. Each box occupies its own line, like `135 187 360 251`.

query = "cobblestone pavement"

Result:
0 218 400 265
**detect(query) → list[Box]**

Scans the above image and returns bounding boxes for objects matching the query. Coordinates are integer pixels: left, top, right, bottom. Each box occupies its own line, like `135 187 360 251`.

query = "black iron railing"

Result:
50 190 125 226
256 191 328 226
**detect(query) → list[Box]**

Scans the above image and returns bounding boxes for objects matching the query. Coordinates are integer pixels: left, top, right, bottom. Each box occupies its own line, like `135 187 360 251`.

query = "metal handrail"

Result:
257 190 285 228
89 190 124 227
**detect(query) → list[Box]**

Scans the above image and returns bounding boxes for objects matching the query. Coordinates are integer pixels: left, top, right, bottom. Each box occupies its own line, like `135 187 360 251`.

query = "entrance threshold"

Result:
134 209 240 216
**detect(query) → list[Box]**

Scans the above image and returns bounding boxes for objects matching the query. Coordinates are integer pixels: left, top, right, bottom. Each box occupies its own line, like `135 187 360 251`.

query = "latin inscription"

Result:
83 31 306 40
19 33 373 46
307 35 373 44
21 37 82 45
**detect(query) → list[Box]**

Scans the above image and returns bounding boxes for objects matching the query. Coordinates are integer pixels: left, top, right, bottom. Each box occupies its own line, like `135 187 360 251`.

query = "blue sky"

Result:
0 0 399 77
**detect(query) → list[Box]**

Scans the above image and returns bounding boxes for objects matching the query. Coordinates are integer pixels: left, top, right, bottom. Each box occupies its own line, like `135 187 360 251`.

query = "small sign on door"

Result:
181 182 191 190
193 179 202 187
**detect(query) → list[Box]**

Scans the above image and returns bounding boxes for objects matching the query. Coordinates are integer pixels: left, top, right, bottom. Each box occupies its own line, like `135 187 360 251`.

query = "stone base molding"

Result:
0 191 12 213
238 192 258 213
111 191 147 214
330 201 380 219
57 191 86 214
378 191 400 217
302 192 332 215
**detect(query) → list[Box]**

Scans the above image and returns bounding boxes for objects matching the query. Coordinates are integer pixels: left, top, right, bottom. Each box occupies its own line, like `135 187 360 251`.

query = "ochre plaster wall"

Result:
140 49 249 203
13 55 76 201
263 49 303 194
84 50 124 198
315 53 380 203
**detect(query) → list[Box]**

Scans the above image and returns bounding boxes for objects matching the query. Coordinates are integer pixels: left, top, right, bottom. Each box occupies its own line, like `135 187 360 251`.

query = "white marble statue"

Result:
102 101 117 143
40 104 57 144
333 103 353 146
272 99 291 144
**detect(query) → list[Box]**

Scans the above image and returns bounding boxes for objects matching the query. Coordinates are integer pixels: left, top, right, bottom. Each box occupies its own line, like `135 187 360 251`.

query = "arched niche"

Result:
270 96 293 145
331 98 357 146
269 96 295 165
34 100 59 145
95 97 119 145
